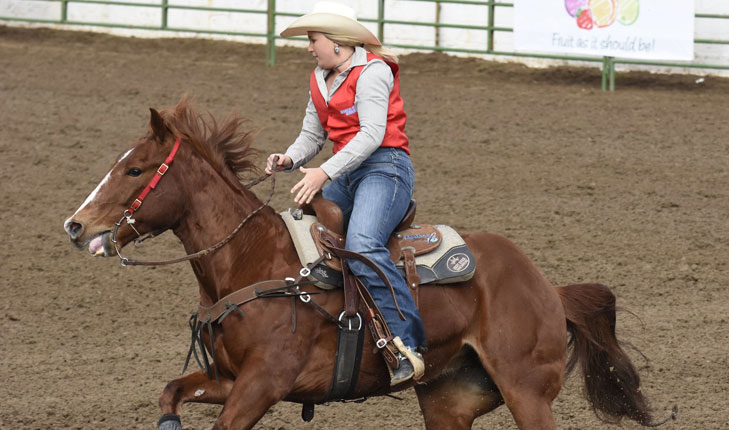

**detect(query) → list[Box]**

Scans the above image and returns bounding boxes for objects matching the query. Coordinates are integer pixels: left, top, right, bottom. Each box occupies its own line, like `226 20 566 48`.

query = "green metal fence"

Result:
2 0 728 90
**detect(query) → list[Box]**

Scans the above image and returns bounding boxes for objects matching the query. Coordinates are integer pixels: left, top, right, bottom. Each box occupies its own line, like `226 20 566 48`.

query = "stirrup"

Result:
390 352 415 386
387 336 425 385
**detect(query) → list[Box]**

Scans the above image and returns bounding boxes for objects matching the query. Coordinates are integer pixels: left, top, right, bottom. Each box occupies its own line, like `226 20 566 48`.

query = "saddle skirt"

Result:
280 210 476 290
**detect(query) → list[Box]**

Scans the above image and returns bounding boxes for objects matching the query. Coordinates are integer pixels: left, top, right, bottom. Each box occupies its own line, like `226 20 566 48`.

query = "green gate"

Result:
2 0 728 90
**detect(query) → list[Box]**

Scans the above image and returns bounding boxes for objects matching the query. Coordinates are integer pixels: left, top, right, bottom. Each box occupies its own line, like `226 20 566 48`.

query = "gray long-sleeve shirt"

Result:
284 46 395 180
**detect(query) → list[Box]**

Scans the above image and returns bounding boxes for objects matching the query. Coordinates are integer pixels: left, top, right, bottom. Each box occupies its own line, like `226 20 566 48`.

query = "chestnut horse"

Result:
64 99 661 429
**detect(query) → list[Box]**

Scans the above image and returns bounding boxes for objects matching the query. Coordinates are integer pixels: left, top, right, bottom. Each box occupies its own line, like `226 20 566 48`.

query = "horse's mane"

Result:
161 96 261 186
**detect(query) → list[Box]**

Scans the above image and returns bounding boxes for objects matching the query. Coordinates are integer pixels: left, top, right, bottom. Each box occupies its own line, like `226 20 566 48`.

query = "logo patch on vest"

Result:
339 105 357 116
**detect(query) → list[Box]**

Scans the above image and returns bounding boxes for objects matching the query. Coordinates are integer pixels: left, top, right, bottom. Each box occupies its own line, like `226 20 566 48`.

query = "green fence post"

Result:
601 56 615 91
435 1 441 47
487 0 495 53
161 0 168 30
378 0 385 44
61 0 68 23
609 58 615 91
266 0 276 66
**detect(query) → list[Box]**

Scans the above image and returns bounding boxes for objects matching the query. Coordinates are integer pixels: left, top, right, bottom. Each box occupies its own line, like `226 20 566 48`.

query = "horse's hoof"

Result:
158 413 182 430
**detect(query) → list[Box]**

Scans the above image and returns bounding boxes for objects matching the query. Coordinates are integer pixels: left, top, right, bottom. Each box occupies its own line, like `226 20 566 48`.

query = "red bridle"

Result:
111 137 275 267
127 137 181 216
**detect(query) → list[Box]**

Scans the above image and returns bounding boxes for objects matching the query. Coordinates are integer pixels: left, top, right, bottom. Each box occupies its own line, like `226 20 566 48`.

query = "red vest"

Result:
310 53 409 155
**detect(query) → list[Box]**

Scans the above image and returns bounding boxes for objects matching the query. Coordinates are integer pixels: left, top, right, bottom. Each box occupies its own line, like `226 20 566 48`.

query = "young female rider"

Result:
265 1 425 385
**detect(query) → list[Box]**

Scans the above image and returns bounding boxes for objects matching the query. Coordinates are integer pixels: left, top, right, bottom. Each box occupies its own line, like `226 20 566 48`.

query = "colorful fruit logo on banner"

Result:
565 0 639 30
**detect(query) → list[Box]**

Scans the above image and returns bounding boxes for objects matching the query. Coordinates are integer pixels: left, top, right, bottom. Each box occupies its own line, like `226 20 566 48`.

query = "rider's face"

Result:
307 31 338 69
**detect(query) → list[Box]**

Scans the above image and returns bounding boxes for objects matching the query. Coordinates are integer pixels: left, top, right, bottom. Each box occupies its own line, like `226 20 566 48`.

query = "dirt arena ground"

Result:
2 26 728 429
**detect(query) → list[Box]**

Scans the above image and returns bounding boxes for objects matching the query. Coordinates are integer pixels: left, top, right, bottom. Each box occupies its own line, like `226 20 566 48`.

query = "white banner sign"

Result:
514 0 695 61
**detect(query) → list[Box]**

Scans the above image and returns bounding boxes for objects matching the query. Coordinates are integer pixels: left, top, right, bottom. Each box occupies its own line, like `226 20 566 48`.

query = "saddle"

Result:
308 198 437 260
282 195 476 293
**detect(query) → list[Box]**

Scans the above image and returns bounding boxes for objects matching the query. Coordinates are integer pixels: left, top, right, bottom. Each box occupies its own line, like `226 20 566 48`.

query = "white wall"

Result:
2 0 727 75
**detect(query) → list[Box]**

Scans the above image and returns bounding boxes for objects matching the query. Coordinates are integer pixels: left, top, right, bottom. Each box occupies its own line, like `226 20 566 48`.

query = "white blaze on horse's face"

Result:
67 171 112 220
67 147 135 219
63 146 138 256
118 148 135 163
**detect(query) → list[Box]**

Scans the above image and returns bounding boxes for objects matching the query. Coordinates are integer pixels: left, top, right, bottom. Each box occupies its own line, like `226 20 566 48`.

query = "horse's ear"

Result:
149 108 167 142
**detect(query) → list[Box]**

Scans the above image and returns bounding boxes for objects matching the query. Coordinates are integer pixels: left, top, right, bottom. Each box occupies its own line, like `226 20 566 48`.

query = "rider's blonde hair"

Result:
325 33 399 64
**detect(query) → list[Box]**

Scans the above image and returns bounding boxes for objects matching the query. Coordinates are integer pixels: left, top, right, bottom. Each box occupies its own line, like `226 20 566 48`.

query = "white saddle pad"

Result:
280 210 476 290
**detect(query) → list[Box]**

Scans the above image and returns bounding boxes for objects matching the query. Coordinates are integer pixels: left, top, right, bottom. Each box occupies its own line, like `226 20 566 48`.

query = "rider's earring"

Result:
334 44 340 54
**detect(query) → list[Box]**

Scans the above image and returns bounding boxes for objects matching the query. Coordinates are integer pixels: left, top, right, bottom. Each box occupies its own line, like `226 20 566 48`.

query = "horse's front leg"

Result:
158 371 234 430
212 356 302 430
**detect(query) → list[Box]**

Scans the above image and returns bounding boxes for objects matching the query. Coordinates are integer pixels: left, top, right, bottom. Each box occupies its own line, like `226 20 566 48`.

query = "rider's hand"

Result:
291 167 330 205
265 153 293 174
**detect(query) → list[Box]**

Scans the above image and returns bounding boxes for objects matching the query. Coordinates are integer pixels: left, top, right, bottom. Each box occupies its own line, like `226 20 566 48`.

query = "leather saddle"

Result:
301 194 441 273
281 194 476 291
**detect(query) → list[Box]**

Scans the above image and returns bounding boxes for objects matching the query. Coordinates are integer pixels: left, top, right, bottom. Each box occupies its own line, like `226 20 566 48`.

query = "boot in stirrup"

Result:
388 336 425 386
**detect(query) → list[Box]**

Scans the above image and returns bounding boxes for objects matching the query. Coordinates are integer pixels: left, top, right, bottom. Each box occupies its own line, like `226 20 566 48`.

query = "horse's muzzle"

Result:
64 218 114 256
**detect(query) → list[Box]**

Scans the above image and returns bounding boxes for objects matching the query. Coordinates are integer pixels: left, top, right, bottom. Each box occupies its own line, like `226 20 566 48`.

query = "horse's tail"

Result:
555 283 659 426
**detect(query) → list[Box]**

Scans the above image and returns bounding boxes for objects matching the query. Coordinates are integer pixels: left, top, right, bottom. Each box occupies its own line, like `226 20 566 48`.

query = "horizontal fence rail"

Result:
2 0 728 90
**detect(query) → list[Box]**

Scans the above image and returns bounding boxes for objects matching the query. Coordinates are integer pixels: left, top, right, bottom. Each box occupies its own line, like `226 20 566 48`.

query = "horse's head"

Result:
64 107 187 256
64 99 260 259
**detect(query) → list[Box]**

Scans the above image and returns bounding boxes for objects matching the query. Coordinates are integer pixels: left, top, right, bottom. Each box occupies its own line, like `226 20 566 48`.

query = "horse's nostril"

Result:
65 220 84 239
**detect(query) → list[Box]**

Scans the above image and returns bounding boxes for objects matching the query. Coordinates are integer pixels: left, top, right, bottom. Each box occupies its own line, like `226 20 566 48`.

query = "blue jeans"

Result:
322 147 426 350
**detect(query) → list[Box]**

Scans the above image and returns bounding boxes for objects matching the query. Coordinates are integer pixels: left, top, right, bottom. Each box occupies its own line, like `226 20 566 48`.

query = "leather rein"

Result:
111 137 276 267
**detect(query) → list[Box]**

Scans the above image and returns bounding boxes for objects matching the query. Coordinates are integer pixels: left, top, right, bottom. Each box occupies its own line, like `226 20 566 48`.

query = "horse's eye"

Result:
126 168 143 177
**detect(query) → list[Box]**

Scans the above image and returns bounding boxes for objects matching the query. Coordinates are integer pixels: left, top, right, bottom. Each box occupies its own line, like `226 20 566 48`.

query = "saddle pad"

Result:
280 210 476 290
397 224 476 286
281 211 343 289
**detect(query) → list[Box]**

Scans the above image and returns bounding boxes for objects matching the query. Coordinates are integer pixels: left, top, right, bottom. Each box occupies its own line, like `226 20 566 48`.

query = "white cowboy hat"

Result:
280 1 381 46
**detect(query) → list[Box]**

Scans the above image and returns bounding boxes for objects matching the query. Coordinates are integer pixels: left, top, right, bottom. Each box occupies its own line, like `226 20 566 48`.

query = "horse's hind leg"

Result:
484 358 564 429
415 349 503 429
158 371 233 429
